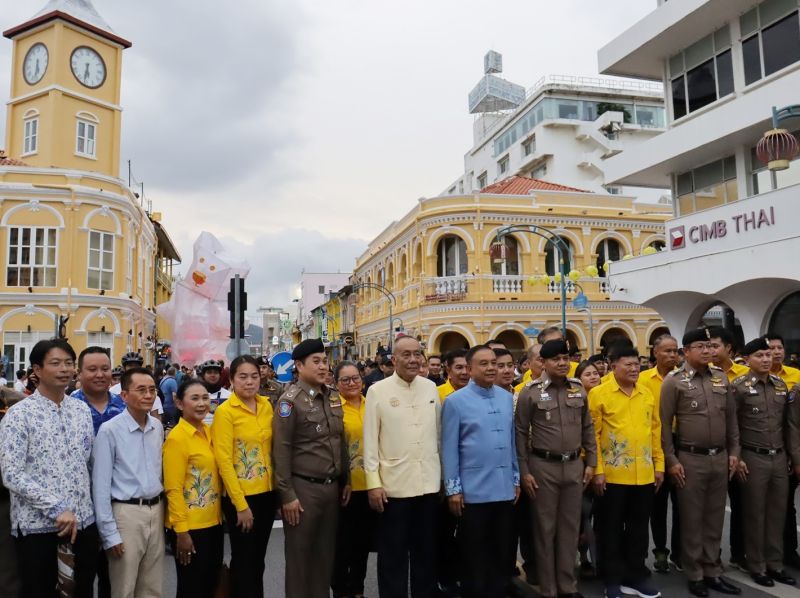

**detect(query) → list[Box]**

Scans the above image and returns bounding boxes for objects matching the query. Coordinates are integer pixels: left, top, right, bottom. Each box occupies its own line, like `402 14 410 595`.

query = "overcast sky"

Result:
0 0 654 318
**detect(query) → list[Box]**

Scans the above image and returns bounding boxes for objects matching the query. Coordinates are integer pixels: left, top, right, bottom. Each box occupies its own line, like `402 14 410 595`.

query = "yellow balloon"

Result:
539 274 551 286
603 261 611 273
585 265 599 278
527 275 538 286
642 246 657 255
622 254 634 260
568 269 581 282
553 272 562 283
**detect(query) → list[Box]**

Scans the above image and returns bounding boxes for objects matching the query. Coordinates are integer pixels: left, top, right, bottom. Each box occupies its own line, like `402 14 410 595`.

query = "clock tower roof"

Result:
3 0 131 48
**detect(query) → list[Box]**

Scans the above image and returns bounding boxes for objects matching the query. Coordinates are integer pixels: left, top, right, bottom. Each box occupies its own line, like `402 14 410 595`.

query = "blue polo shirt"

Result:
71 389 126 436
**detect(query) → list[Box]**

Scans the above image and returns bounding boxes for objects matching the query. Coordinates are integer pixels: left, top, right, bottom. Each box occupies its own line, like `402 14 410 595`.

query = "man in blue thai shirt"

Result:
442 344 519 598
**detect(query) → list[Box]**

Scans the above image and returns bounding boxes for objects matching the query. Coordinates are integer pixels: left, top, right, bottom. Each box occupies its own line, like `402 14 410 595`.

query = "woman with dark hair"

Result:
163 378 223 597
575 360 602 579
211 355 275 598
331 361 375 598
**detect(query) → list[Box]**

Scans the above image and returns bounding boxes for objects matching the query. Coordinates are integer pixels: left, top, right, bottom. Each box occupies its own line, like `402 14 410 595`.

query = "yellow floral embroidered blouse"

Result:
163 418 222 533
210 393 273 512
588 377 665 485
342 396 367 491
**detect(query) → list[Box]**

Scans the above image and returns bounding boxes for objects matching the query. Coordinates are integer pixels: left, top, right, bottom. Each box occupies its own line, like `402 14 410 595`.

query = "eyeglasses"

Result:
338 376 362 385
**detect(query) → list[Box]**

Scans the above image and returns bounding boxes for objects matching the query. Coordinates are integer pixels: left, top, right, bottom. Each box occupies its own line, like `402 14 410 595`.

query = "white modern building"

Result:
600 0 800 352
258 306 291 355
296 271 350 340
441 52 670 201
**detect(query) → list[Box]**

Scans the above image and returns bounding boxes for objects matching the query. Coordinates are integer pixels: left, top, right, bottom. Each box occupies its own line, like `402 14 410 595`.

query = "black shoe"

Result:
767 569 797 585
688 580 709 597
703 576 741 595
785 551 800 569
750 573 774 587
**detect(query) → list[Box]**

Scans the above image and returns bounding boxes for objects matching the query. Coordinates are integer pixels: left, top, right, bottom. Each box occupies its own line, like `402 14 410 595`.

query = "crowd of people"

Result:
0 325 798 598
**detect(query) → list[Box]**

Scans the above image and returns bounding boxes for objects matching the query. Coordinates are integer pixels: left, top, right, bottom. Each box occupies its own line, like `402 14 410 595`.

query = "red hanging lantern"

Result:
490 239 507 264
756 128 799 171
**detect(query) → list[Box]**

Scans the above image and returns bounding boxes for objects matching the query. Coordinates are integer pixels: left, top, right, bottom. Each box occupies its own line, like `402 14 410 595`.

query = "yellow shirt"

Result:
342 396 367 491
720 361 749 382
600 371 614 384
163 418 222 533
588 378 664 485
210 393 274 512
775 365 800 389
437 380 455 402
639 367 675 432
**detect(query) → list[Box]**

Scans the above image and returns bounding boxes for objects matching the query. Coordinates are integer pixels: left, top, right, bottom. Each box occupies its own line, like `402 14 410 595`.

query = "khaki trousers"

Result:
108 501 164 598
528 456 583 596
741 450 788 573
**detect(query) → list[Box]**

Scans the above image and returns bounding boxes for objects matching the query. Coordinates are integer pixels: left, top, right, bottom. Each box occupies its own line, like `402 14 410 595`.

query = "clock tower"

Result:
3 0 131 178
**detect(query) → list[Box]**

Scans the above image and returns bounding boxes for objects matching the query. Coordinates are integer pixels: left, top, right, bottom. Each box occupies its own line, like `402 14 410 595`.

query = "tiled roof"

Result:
0 152 29 167
481 175 592 194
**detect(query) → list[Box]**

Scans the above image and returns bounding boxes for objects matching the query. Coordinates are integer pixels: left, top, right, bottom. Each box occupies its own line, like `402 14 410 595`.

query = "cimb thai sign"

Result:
669 206 775 250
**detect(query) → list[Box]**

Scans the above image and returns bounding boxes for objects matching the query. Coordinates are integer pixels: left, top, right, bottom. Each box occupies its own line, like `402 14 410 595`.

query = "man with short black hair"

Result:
12 369 25 394
427 355 445 386
0 339 98 597
92 367 164 598
159 366 179 427
487 338 507 351
493 348 516 393
438 348 470 401
72 347 126 436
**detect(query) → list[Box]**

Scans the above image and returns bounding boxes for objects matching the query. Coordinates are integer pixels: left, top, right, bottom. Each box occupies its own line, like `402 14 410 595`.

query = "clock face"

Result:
70 46 106 89
23 43 49 85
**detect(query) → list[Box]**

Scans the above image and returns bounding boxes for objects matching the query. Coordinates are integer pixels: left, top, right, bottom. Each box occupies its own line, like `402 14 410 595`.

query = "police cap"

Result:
682 327 711 346
256 356 272 367
741 337 770 356
540 339 570 359
291 338 325 360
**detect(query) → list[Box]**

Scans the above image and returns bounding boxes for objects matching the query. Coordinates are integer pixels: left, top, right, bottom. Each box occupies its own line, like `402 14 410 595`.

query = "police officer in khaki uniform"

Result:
731 337 796 587
515 339 597 598
273 338 350 598
660 328 740 597
257 356 284 406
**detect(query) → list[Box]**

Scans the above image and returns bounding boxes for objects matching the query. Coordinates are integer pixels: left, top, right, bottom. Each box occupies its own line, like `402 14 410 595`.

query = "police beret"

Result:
682 328 711 346
291 338 325 360
540 339 570 359
741 337 769 356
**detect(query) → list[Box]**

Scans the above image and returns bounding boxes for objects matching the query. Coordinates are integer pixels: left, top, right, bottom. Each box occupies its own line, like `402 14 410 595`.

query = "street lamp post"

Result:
571 282 595 355
351 282 397 352
492 225 570 334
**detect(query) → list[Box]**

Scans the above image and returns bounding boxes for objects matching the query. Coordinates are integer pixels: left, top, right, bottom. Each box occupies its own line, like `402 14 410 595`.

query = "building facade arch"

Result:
535 228 584 255
1 201 65 228
427 324 478 350
595 320 638 343
81 206 122 236
77 307 122 335
426 226 475 255
0 304 57 328
590 231 633 256
481 227 532 253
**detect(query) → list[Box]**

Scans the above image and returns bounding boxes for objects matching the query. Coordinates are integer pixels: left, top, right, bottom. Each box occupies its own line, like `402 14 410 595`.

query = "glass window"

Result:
687 59 717 112
491 236 520 276
684 34 714 69
76 119 97 158
7 226 57 287
88 231 114 290
477 172 487 189
522 137 535 156
743 35 763 85
557 100 580 119
741 8 760 36
437 236 468 277
762 12 800 77
544 237 573 276
671 76 687 119
23 118 38 155
596 239 621 278
761 0 799 25
716 50 734 97
498 155 509 175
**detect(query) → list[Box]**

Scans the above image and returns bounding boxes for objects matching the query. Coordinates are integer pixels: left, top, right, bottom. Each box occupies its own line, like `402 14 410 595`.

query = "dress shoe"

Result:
750 573 774 587
767 569 797 585
687 580 709 597
703 576 741 594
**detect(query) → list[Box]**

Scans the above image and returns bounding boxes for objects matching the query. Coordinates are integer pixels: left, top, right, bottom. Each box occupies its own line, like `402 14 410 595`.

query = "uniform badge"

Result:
330 400 342 408
690 400 698 409
545 411 551 421
752 407 759 414
540 392 550 401
278 400 293 418
390 399 400 407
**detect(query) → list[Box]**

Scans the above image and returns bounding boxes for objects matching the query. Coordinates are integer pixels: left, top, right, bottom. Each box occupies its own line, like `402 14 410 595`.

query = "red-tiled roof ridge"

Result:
481 175 592 194
0 151 29 167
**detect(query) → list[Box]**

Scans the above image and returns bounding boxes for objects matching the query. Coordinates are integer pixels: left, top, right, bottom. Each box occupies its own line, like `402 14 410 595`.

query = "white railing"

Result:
490 275 525 293
433 276 468 295
526 74 663 99
546 280 577 294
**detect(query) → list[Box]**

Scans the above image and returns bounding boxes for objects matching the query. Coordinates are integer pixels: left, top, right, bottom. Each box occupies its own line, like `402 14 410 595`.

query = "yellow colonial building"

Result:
0 1 179 374
353 176 671 358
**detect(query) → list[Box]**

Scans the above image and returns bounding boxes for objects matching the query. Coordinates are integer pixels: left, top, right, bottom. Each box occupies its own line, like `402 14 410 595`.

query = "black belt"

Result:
112 495 161 506
293 473 336 485
677 444 724 456
742 445 783 456
531 448 581 462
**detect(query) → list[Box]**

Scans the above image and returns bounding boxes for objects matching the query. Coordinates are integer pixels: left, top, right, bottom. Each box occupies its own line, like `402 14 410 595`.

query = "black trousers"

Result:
222 491 276 598
728 479 744 561
510 491 535 578
650 473 680 560
784 474 799 557
459 500 514 598
597 484 653 586
377 493 438 598
436 500 459 587
169 525 224 598
15 524 99 598
331 491 378 597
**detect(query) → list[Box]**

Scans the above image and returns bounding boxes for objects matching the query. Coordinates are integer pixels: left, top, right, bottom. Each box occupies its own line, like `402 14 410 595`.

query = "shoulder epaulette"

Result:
567 376 581 384
281 386 299 401
731 374 748 385
709 364 723 371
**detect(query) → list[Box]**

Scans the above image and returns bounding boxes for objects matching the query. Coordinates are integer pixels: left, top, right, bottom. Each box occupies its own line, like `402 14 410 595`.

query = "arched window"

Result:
491 236 520 276
544 236 573 276
648 240 666 252
437 235 468 277
596 238 622 278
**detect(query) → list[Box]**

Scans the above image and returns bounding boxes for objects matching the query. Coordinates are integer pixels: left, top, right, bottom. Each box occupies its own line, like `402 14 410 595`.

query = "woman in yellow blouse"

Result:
163 378 223 598
330 361 376 598
210 354 274 598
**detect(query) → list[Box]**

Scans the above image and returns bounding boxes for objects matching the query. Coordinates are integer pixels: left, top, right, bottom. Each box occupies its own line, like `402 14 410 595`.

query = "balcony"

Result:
423 276 469 302
420 275 611 302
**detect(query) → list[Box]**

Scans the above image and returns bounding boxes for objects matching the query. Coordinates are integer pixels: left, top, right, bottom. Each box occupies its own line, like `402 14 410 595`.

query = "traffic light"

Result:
227 276 247 339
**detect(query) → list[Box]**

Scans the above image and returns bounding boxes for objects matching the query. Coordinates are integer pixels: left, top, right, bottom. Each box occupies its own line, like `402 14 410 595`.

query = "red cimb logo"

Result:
670 226 685 250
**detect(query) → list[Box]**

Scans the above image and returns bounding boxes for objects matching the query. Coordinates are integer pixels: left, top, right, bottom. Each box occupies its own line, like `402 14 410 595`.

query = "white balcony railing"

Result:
491 275 525 293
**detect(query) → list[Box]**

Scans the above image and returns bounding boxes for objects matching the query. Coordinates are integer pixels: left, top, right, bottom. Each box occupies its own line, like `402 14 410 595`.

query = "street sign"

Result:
573 292 589 310
225 339 250 361
271 351 294 383
281 319 293 332
343 335 354 346
523 327 539 337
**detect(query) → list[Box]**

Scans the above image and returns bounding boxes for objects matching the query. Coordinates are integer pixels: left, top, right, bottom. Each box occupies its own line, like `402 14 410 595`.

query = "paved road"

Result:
162 507 800 597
